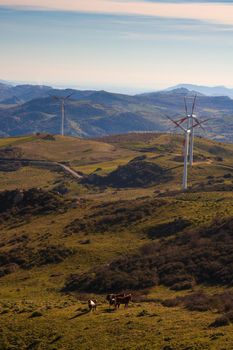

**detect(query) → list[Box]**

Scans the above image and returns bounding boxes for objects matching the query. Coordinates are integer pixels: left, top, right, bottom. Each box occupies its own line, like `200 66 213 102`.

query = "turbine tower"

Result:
166 115 208 191
51 93 73 136
187 95 196 165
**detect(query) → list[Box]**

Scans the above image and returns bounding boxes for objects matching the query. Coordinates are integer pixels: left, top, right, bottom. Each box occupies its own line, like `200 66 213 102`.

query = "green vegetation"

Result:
65 215 233 292
0 133 232 349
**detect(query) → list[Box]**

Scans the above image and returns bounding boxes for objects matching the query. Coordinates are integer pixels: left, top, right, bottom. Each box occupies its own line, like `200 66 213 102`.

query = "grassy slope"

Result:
0 134 233 349
18 135 137 165
0 167 61 191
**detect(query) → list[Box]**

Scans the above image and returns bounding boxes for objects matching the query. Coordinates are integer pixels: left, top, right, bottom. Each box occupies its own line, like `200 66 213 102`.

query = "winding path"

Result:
0 158 83 180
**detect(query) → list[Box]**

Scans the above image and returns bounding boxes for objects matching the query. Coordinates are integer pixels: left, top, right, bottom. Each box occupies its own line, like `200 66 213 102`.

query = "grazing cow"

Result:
109 297 116 308
88 299 97 312
115 294 132 309
106 293 125 308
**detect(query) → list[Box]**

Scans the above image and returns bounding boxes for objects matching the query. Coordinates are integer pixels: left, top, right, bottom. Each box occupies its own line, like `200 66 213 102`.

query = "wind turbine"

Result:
51 93 73 136
166 115 208 191
171 95 206 166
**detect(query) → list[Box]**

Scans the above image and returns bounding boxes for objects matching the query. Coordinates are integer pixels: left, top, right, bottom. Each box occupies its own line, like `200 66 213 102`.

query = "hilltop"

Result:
0 133 233 349
167 83 233 98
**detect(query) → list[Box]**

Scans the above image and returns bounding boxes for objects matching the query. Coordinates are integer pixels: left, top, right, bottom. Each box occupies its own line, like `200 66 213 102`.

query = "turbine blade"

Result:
65 92 74 100
176 117 188 124
184 97 188 116
192 118 210 129
198 124 206 132
191 95 197 115
165 115 186 132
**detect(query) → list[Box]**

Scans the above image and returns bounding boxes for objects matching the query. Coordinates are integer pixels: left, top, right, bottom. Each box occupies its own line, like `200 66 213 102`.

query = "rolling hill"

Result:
0 133 232 349
1 82 233 141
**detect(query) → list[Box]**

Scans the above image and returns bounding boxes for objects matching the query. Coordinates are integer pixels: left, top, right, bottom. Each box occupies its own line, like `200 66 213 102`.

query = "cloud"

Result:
1 0 233 25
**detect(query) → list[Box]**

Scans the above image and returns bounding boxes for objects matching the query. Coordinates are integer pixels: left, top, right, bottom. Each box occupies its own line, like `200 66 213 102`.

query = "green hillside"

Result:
0 133 233 349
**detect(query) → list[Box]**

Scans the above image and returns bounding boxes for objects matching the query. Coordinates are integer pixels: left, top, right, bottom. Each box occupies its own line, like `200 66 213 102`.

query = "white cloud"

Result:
1 0 233 25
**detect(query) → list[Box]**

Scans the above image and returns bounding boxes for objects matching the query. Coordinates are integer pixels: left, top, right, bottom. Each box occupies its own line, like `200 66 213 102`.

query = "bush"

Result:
0 188 67 222
209 316 230 328
64 216 233 293
64 198 164 234
161 299 180 308
29 311 43 318
170 281 194 291
0 245 75 276
145 219 191 239
82 159 172 188
163 291 233 315
182 292 214 312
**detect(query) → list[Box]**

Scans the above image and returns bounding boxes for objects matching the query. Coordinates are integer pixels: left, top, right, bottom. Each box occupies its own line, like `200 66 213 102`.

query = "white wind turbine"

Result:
51 93 73 136
172 95 206 166
166 114 208 191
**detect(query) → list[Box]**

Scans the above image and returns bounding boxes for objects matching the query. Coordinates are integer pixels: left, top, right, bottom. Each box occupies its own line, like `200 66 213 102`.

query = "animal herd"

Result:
88 293 132 312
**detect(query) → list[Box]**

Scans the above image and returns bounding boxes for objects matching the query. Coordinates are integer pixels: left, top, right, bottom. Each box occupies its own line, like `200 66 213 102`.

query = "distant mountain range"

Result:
1 80 233 141
167 84 233 99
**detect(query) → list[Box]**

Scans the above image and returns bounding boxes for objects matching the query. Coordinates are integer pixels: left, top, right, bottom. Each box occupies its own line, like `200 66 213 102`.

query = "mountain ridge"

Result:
1 81 233 141
166 83 233 98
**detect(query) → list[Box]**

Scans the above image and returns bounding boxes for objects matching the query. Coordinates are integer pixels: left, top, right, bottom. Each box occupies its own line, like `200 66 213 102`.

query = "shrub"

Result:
209 316 230 328
64 198 164 234
0 245 75 276
81 159 172 188
64 216 233 293
161 298 180 308
29 311 43 318
182 291 214 312
145 219 191 239
170 281 194 291
0 188 67 223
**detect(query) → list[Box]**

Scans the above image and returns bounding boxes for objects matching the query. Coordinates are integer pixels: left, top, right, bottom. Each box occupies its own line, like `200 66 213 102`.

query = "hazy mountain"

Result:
0 79 12 85
0 82 53 104
1 83 233 141
167 84 233 98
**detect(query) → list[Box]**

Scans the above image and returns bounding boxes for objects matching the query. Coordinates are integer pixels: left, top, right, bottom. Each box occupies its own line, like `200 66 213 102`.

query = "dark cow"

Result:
106 293 126 309
115 294 132 309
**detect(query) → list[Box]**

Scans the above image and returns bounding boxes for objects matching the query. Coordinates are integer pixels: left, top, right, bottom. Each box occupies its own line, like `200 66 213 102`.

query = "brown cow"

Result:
115 294 132 309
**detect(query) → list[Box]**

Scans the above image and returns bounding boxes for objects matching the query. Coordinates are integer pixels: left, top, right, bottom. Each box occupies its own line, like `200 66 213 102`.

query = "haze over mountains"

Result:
1 80 233 141
167 84 233 99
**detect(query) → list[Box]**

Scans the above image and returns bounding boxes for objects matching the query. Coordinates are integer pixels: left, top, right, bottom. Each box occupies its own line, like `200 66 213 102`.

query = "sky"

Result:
1 0 233 93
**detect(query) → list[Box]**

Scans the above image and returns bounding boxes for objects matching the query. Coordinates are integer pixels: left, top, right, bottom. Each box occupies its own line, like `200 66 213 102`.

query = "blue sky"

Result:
1 1 233 93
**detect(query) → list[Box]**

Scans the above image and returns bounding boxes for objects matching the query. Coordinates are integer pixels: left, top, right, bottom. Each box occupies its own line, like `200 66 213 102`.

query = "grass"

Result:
75 156 136 175
16 135 137 165
0 284 232 349
0 166 61 190
0 135 36 148
0 133 233 348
